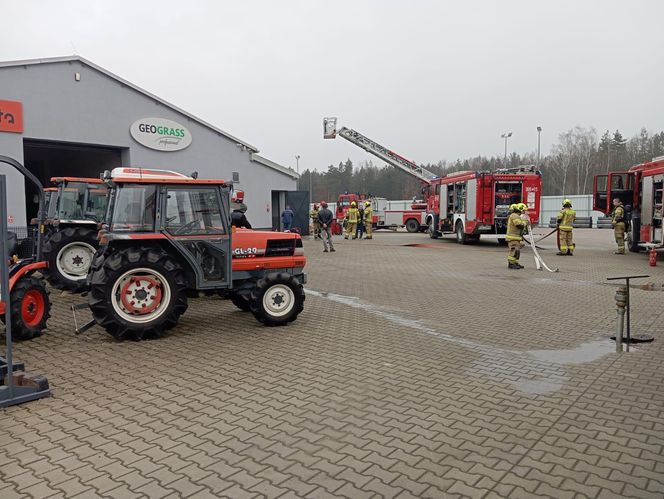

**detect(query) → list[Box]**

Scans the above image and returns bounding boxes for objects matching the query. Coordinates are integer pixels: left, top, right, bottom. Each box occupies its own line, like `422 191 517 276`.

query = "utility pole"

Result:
295 155 300 190
308 169 313 206
501 132 512 165
536 126 542 167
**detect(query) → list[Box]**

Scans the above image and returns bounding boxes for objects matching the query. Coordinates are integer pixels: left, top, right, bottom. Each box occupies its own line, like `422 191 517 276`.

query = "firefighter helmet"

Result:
518 203 528 211
563 198 572 207
509 204 517 211
351 201 357 207
365 201 371 206
512 204 522 213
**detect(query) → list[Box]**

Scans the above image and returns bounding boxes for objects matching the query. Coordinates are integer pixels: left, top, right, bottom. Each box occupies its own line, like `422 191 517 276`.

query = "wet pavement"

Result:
1 229 663 498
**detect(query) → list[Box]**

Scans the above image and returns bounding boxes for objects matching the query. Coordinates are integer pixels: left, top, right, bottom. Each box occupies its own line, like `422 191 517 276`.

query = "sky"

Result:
2 0 663 173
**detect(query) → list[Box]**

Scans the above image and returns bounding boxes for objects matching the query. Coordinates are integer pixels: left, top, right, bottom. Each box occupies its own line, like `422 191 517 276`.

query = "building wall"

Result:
0 60 295 228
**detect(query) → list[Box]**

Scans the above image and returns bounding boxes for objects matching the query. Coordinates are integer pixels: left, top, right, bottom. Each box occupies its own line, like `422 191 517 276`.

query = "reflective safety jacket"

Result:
557 208 576 231
506 212 527 241
363 207 373 223
309 209 319 222
346 207 359 223
612 205 625 225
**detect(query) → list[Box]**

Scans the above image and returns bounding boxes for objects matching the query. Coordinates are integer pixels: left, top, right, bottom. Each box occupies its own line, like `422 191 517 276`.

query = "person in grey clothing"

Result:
317 201 335 252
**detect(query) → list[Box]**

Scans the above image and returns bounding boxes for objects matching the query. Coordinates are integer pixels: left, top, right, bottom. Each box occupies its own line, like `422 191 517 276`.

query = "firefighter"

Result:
344 201 359 239
363 201 373 239
506 203 528 269
310 204 321 239
556 199 576 256
612 198 626 254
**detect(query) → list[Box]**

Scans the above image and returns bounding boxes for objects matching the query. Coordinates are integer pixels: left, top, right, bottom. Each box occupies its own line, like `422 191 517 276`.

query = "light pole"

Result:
536 126 542 167
308 169 313 206
295 155 300 190
501 132 512 165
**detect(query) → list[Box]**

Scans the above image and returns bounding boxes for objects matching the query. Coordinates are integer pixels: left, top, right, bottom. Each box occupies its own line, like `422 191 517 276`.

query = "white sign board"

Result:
130 118 192 152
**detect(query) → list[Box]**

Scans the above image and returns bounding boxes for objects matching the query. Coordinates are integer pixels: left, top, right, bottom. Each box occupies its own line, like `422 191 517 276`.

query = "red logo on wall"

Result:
0 100 23 133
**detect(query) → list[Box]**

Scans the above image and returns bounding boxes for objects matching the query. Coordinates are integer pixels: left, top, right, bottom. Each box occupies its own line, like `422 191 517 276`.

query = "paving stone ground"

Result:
1 228 663 498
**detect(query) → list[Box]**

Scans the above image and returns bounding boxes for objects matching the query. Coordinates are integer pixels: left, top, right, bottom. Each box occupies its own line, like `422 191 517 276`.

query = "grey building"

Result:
0 56 301 229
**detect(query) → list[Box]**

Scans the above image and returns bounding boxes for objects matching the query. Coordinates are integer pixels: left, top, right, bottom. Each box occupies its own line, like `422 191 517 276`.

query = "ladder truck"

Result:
323 118 542 243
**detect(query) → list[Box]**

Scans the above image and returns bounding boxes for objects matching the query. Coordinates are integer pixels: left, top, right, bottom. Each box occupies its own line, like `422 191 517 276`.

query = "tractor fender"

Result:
9 261 48 291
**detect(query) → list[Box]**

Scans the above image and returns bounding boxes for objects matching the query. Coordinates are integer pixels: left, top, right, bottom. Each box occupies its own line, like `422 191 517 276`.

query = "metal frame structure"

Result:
0 172 50 407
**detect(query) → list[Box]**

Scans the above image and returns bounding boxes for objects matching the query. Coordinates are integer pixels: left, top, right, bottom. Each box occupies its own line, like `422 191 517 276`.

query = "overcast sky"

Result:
2 0 663 172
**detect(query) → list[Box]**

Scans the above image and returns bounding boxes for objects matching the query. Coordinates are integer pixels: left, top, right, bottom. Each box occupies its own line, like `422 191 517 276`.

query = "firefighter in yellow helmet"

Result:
556 199 576 256
506 203 528 269
363 200 373 239
344 201 359 239
612 198 626 254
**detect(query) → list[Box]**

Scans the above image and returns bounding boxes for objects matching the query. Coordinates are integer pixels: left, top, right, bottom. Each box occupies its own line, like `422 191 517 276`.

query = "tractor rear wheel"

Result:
0 276 51 341
405 219 420 233
43 226 99 292
88 247 188 340
249 273 305 326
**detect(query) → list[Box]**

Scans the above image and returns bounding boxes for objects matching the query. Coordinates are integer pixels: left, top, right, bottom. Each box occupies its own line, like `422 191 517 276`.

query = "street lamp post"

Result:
308 169 312 206
501 132 512 165
536 126 542 167
295 155 300 190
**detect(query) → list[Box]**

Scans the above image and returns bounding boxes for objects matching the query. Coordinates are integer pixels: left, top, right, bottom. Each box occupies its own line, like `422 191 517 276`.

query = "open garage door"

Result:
23 140 123 222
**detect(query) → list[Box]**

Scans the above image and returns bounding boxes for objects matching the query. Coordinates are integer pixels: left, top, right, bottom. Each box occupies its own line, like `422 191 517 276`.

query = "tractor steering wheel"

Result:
174 219 202 235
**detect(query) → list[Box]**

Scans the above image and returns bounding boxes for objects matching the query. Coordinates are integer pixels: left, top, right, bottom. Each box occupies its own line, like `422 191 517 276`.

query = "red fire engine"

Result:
323 118 542 243
593 156 664 251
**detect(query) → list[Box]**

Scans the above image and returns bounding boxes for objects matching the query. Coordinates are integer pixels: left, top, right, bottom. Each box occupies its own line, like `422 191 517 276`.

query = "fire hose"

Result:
527 224 559 273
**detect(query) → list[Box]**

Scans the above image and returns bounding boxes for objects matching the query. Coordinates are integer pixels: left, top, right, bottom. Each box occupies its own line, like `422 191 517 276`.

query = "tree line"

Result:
300 127 664 201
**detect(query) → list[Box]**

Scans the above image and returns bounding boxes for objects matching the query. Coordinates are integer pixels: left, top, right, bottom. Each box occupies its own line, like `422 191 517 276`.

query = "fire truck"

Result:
593 156 664 251
323 118 542 243
333 193 427 234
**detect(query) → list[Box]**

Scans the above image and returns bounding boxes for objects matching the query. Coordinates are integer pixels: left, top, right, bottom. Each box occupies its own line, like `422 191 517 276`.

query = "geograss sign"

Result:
130 118 192 151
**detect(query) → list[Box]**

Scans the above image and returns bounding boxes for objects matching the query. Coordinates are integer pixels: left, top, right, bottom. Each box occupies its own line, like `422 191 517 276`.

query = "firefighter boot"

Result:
556 251 566 256
508 262 521 269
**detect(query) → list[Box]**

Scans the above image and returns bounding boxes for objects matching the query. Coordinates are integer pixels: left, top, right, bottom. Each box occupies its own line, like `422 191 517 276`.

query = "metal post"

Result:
295 155 300 191
501 132 512 166
309 170 313 206
0 176 14 399
614 286 626 353
607 274 651 352
536 126 542 167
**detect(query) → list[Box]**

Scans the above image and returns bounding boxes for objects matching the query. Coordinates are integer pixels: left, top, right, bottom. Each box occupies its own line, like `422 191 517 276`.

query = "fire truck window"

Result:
611 175 626 190
455 182 466 213
596 176 607 193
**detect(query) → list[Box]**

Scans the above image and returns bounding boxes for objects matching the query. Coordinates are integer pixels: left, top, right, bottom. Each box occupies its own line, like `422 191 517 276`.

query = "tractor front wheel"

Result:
0 276 51 341
249 273 305 326
43 227 99 292
88 247 188 340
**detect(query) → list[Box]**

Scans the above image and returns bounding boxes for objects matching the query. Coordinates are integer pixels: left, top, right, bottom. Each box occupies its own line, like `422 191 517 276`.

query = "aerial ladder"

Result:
323 117 436 185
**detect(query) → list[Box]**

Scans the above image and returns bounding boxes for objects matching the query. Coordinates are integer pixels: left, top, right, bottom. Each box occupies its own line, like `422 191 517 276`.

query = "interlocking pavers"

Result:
1 230 663 498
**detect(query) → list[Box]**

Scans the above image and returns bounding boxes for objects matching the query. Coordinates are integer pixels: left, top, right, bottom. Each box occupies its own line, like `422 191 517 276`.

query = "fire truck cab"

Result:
593 156 664 251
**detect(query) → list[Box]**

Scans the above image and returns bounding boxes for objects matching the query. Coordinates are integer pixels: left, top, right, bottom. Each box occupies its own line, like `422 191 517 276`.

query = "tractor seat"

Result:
7 231 19 256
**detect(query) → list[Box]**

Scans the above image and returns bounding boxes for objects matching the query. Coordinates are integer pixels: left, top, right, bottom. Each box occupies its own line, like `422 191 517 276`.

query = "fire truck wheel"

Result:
249 273 305 326
428 221 439 239
0 276 51 341
88 247 188 341
405 219 420 233
455 222 468 244
43 226 99 292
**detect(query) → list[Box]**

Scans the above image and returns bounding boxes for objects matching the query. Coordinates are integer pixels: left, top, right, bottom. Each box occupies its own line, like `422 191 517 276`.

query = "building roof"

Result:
251 154 299 180
0 55 259 152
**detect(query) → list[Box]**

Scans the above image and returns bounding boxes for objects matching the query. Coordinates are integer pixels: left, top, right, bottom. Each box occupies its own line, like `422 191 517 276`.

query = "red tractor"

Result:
86 167 307 340
41 177 108 292
0 156 51 341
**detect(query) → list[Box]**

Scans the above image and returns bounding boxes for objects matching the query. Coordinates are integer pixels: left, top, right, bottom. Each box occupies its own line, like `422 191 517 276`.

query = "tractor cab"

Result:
46 177 109 224
85 167 307 341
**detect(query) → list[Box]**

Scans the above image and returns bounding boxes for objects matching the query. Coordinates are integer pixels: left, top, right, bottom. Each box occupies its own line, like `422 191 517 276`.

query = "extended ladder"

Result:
324 118 436 184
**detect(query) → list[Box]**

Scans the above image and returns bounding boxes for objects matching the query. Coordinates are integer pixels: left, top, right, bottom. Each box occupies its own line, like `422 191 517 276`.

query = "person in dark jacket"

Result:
317 201 335 252
281 206 294 231
231 205 252 229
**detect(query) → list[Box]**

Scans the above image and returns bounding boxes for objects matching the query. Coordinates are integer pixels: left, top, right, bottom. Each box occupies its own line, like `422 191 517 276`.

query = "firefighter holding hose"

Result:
556 199 576 256
506 203 528 269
